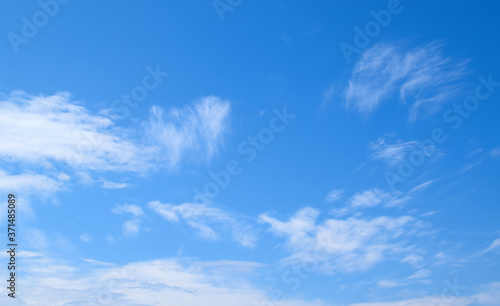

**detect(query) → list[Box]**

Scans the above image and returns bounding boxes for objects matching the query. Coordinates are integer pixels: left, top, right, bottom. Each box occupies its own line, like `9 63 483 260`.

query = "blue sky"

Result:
1 0 500 305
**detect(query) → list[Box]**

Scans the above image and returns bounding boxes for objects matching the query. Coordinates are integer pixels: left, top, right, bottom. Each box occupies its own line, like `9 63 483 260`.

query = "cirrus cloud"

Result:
344 42 469 121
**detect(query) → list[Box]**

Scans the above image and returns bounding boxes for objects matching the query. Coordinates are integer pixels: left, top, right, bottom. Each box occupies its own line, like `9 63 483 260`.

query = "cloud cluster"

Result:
0 91 231 193
0 253 327 306
259 207 424 274
0 91 154 173
112 204 145 237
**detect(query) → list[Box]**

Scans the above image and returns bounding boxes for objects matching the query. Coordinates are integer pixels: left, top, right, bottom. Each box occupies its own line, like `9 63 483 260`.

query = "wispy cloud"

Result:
331 188 410 216
102 180 129 189
149 201 257 248
324 189 344 203
349 188 409 208
349 282 500 306
144 96 230 167
409 179 438 193
112 204 145 237
122 219 141 237
482 238 500 254
401 254 424 268
321 81 340 108
420 211 439 217
344 42 469 120
406 269 431 280
79 233 92 243
112 204 144 217
489 146 500 158
369 137 419 167
376 279 401 288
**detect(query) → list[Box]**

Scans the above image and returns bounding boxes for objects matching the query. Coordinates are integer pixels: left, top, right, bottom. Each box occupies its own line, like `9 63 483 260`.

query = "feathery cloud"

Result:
483 238 500 253
144 96 230 167
345 42 469 120
369 137 419 166
331 188 410 217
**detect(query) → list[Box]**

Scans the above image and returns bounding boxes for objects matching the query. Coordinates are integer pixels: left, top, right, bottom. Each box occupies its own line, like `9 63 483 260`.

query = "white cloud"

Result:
58 173 71 181
348 281 500 306
144 96 230 167
421 211 438 217
321 81 339 108
331 188 410 216
0 169 63 193
369 137 420 167
406 269 431 280
483 238 500 253
409 179 437 193
112 204 144 217
0 254 327 306
472 282 500 305
112 204 144 238
401 254 424 268
123 219 141 237
0 91 155 173
81 258 114 266
22 228 77 254
376 280 401 288
345 42 469 120
0 92 232 195
260 207 425 274
324 189 344 203
79 233 92 243
349 189 407 208
149 201 257 248
102 180 129 189
490 147 500 157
